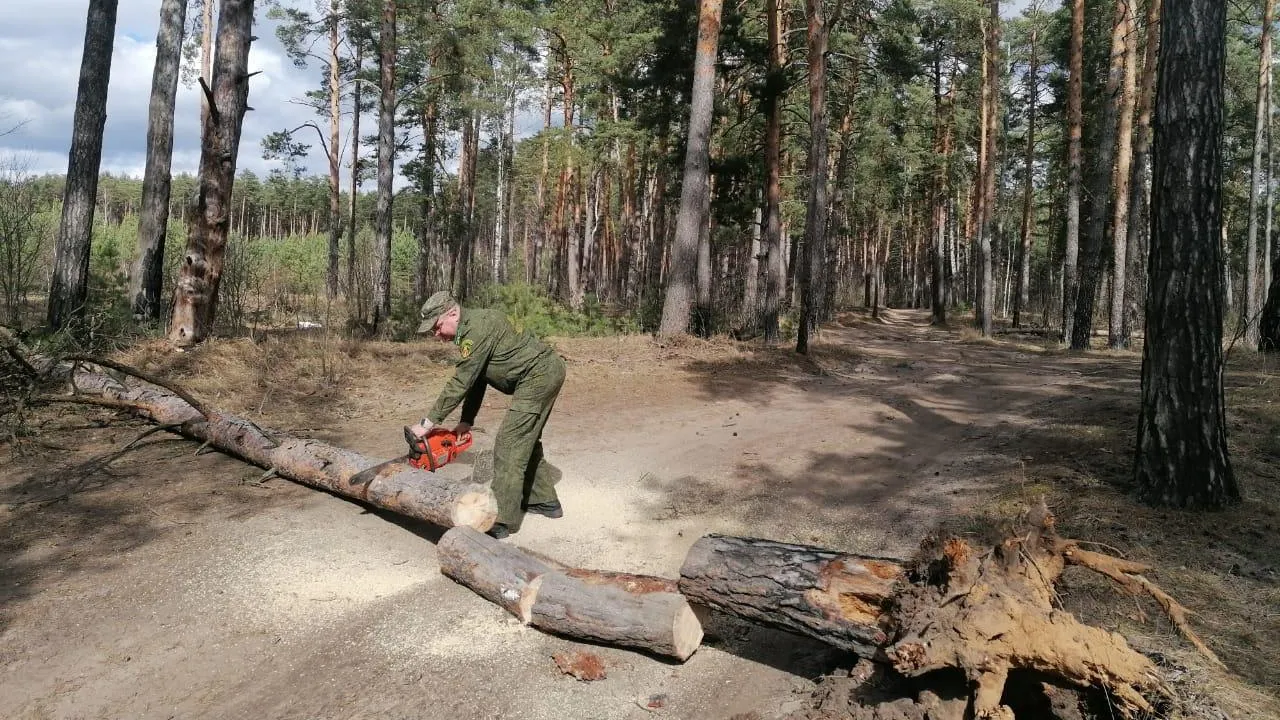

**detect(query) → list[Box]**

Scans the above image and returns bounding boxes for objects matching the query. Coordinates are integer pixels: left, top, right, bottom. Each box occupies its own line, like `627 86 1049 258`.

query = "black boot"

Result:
486 523 511 539
524 500 563 519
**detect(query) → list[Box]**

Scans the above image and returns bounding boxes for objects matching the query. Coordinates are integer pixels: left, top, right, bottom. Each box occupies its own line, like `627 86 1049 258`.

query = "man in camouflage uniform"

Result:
409 291 566 539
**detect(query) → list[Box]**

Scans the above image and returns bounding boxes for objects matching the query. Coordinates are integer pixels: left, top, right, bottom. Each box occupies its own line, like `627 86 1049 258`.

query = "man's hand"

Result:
409 419 434 439
453 422 472 436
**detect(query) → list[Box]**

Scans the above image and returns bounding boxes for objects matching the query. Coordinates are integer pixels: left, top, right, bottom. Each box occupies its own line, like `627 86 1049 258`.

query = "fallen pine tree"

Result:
8 346 1223 718
36 354 498 531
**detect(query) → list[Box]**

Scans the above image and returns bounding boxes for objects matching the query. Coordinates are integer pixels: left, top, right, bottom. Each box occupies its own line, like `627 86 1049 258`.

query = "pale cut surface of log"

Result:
69 368 497 531
437 526 552 623
530 570 703 661
678 534 904 656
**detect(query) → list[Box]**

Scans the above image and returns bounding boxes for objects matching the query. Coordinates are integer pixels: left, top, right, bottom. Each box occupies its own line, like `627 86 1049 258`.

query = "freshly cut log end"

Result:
437 526 551 623
678 534 904 657
530 570 704 661
450 485 499 532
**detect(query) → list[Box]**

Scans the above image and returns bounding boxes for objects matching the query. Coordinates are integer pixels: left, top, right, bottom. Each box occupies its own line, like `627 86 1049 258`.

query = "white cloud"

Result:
0 0 357 184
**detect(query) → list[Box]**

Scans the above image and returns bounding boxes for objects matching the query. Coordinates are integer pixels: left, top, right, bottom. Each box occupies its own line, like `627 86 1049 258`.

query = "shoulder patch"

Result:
460 339 474 359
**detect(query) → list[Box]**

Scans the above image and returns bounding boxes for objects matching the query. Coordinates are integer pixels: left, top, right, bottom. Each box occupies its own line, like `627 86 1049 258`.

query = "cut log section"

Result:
66 365 497 531
438 526 551 623
437 527 703 661
678 534 905 657
531 570 703 661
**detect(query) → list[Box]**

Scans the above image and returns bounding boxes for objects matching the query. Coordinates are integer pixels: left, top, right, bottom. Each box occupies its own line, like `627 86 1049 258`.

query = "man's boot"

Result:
525 500 563 519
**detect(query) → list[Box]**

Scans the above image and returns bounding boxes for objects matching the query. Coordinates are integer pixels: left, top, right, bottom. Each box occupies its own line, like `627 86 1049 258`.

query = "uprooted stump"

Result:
686 504 1216 719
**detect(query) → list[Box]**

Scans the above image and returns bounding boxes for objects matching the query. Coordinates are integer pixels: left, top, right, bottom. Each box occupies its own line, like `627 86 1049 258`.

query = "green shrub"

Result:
472 283 640 337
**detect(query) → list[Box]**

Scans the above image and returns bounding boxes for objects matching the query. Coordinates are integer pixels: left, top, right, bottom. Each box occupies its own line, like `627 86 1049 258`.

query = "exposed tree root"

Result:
871 500 1207 718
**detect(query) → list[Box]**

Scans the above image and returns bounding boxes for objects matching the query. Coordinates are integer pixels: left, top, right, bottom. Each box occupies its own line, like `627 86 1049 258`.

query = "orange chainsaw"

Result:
403 426 473 471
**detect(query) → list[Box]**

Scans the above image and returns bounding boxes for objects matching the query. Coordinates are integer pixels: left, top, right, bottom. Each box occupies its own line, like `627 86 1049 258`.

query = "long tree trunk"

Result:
761 0 786 343
130 0 187 323
1107 0 1139 348
1135 0 1238 507
325 2 342 300
1124 0 1162 345
1245 0 1276 348
974 1 999 337
796 0 831 354
930 58 953 325
417 96 440 302
1061 0 1085 343
1073 0 1126 349
347 44 362 300
370 0 396 330
168 0 255 345
1014 13 1039 329
201 0 214 125
658 0 722 338
47 0 119 331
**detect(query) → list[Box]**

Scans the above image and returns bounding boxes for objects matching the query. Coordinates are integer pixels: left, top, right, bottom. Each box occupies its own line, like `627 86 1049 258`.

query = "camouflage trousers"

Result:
493 354 565 530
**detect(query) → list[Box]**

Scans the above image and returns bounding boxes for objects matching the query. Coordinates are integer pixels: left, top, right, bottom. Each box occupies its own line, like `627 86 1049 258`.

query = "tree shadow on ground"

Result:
0 412 296 634
655 308 1278 698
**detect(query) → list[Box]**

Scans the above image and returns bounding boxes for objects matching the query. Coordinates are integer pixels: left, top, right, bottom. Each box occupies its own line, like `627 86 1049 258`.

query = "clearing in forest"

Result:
1 309 1276 719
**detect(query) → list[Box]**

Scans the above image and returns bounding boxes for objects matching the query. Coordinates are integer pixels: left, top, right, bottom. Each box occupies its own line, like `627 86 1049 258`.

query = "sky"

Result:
0 0 353 182
0 0 1040 187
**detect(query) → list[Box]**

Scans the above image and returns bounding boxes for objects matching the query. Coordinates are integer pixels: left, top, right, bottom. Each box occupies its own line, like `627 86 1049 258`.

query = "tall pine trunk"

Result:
658 0 722 338
1123 0 1161 343
1061 0 1085 342
48 0 119 331
1107 0 1139 349
370 0 396 330
168 0 255 345
325 3 342 300
796 0 831 354
347 44 362 300
1073 0 1127 349
974 0 999 337
1135 0 1237 506
130 0 187 322
1014 15 1038 329
761 0 786 343
1245 0 1276 348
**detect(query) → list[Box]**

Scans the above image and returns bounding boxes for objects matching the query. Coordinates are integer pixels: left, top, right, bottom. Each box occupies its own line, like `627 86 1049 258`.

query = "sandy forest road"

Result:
0 309 1144 720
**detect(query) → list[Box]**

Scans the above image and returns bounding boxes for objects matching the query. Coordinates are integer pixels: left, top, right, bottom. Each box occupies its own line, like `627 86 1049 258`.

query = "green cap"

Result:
416 291 456 334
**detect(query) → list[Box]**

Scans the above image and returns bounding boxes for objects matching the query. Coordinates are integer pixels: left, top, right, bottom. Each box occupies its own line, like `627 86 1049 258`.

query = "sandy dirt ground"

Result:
0 309 1262 719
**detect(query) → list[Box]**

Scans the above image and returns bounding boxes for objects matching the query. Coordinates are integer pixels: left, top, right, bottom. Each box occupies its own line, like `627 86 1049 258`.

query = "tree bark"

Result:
1014 15 1039 329
797 0 831 354
1123 0 1161 345
326 2 342 300
761 0 787 343
930 58 953 325
439 527 703 660
69 364 497 530
658 0 722 338
130 0 187 323
168 0 255 346
1135 0 1238 507
1061 0 1084 343
1107 0 1139 348
347 43 362 299
1073 0 1124 349
975 0 1000 337
1245 0 1276 348
47 0 119 331
678 534 902 657
370 0 396 330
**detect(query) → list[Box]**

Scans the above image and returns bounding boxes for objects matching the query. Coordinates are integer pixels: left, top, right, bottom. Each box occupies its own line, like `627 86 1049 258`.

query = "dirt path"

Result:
0 310 1148 719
